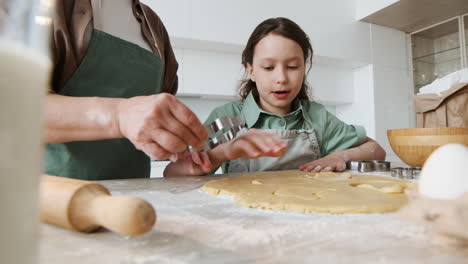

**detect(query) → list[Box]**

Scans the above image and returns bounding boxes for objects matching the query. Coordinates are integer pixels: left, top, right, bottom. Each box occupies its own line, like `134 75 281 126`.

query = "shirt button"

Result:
279 119 285 126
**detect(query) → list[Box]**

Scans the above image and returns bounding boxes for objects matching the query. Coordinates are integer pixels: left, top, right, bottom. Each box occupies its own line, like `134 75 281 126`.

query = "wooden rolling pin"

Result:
39 174 156 236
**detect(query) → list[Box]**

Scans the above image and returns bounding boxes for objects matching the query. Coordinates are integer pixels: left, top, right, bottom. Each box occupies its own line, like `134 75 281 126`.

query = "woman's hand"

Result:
117 94 208 160
299 152 347 172
210 129 287 164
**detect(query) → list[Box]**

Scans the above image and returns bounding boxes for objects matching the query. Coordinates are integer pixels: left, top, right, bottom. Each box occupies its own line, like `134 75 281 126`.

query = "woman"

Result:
45 0 207 180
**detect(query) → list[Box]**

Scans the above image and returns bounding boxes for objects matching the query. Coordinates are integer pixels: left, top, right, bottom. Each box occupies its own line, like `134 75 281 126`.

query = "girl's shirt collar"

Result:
241 91 305 128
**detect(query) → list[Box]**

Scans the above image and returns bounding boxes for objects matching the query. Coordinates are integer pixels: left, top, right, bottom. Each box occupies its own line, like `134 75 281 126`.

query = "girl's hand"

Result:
165 149 214 176
299 152 347 172
217 129 287 161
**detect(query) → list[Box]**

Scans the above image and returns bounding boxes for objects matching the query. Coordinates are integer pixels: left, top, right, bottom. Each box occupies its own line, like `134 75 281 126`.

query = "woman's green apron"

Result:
45 30 163 180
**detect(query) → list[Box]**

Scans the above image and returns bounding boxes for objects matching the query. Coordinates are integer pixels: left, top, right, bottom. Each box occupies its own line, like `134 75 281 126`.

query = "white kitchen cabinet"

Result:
189 0 371 63
176 48 243 98
359 0 468 34
355 0 399 21
146 0 375 104
410 15 468 94
146 0 371 68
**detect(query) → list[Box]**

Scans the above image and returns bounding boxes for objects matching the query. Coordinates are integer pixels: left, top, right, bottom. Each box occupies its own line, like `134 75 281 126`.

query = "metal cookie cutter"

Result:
358 161 375 172
191 116 246 152
391 167 422 180
346 160 391 173
346 160 360 171
372 160 391 172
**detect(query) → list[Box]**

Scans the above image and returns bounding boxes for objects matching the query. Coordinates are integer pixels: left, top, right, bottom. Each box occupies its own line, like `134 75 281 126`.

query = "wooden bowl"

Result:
387 127 468 167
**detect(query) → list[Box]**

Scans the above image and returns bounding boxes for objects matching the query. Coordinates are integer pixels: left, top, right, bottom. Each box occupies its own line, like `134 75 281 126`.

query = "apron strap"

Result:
71 0 93 61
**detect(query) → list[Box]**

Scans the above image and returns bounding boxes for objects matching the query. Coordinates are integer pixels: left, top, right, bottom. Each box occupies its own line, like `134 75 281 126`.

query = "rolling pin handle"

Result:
89 195 156 236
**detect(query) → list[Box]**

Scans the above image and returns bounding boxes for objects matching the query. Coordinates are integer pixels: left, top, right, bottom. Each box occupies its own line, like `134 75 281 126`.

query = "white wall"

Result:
308 63 354 105
335 24 412 161
335 65 375 138
354 0 413 159
371 24 412 161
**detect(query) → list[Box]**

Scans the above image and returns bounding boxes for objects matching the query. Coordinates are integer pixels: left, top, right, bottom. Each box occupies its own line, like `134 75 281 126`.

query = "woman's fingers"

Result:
140 141 172 160
165 95 208 145
118 94 207 154
150 128 187 154
162 113 205 150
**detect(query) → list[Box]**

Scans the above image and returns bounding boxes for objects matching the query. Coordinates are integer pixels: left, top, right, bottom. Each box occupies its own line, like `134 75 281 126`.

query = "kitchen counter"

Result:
39 171 468 264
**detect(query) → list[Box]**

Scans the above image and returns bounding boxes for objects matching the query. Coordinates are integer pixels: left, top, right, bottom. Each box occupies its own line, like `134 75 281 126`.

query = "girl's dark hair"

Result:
239 17 313 101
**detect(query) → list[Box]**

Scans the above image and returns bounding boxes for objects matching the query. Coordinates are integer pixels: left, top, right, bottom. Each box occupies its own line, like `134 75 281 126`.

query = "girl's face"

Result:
247 33 305 116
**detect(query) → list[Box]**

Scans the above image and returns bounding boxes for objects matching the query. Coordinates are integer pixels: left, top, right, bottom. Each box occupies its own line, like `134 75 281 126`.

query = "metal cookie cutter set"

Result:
191 116 246 152
346 160 391 172
391 167 422 180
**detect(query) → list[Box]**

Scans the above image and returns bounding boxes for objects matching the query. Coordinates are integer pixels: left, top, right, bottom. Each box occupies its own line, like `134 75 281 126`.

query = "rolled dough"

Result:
202 171 415 214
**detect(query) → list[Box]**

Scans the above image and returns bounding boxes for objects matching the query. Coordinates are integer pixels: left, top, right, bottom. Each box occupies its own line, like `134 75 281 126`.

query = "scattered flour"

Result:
39 176 468 264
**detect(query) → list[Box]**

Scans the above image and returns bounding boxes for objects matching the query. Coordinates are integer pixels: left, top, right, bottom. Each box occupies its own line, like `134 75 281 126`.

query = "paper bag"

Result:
414 83 468 128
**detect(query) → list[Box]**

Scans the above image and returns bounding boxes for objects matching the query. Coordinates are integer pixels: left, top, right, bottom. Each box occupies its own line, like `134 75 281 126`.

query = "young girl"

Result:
164 17 386 176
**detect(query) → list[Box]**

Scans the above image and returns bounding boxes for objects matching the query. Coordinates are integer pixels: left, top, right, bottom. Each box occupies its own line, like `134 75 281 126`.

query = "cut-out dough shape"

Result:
203 171 415 214
351 182 405 194
273 187 330 201
307 172 353 181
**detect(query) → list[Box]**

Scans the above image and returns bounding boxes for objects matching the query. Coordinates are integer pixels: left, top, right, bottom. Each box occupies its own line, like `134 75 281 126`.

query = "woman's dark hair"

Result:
239 17 313 101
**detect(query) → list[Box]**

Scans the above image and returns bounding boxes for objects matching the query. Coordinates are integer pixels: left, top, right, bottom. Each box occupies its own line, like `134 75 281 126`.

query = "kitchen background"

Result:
143 0 468 176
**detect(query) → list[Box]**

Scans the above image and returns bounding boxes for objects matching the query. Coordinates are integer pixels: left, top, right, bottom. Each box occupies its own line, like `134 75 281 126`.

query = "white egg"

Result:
419 143 468 200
